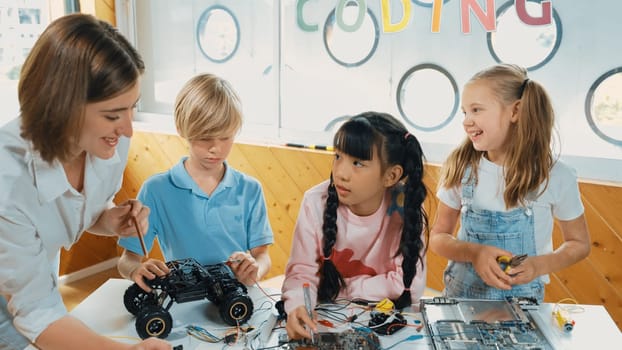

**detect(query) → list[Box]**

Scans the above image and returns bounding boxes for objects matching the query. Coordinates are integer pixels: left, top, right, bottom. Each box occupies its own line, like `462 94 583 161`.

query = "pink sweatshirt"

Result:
281 180 426 314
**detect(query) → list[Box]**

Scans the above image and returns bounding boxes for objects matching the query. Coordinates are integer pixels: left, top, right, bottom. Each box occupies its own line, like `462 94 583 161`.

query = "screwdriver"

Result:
129 202 148 258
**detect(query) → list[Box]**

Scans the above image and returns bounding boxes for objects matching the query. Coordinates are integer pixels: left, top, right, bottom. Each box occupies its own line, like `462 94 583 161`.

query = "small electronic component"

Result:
317 319 334 328
275 299 287 321
421 297 458 305
367 311 407 335
374 298 395 313
412 319 423 332
553 308 575 332
224 333 238 344
506 296 540 310
285 328 380 350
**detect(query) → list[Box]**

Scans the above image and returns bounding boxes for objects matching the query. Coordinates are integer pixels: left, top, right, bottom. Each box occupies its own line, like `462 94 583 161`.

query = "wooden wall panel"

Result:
60 131 622 330
59 235 118 275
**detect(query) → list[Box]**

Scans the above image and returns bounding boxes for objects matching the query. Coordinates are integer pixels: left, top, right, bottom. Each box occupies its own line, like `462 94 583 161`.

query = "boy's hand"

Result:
131 258 170 292
226 252 258 286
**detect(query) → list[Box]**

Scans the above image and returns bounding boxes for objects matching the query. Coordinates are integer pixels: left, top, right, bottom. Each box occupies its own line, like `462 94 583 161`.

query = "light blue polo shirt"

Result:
118 157 273 265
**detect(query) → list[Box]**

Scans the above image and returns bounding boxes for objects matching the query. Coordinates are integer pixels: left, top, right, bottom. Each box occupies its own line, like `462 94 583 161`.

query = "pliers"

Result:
497 254 528 273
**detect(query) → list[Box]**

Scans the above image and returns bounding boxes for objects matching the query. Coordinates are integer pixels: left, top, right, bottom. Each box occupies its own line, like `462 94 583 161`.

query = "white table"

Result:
70 278 281 349
70 278 621 349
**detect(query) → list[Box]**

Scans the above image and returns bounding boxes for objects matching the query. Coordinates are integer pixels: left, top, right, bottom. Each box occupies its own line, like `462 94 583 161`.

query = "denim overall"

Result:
0 297 29 349
443 167 544 302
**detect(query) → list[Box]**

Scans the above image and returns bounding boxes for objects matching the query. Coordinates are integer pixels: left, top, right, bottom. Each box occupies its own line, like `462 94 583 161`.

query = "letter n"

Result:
461 0 496 34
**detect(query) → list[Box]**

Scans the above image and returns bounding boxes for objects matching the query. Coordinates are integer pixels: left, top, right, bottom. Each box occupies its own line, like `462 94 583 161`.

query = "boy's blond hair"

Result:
174 74 242 141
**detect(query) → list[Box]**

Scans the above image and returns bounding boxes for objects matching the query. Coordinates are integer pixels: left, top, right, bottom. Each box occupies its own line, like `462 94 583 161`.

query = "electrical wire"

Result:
383 334 425 349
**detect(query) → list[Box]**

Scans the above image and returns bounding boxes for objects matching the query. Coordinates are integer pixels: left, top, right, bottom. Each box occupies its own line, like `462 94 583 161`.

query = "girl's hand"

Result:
129 337 171 349
472 245 513 290
131 259 170 292
285 305 317 340
507 256 538 285
227 252 259 286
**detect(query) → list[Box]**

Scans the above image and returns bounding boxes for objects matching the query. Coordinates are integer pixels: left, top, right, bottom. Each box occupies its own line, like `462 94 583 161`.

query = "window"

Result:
487 0 562 71
0 0 66 126
585 67 622 146
396 64 458 132
119 0 622 183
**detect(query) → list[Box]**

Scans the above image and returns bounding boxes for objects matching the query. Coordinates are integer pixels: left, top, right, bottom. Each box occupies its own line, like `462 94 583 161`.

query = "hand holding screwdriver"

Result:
130 202 149 258
303 283 316 343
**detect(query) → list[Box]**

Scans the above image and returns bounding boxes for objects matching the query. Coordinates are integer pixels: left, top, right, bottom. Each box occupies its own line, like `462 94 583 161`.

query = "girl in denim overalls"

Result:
430 64 591 302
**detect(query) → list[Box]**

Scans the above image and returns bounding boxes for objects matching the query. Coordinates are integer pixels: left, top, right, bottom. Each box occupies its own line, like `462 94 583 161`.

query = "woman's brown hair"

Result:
18 13 145 163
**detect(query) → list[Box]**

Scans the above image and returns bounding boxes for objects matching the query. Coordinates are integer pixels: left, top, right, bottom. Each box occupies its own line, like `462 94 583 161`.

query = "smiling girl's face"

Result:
461 79 519 164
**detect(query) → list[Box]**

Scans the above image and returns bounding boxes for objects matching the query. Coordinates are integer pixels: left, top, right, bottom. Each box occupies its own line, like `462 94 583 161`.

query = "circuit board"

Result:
281 328 381 350
420 297 553 350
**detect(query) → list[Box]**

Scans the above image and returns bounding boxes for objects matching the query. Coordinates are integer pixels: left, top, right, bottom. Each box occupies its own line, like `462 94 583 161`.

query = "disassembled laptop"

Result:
421 296 553 350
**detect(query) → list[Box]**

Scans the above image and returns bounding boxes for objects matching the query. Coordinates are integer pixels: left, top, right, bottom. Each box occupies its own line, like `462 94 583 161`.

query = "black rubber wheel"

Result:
123 283 156 315
219 294 253 326
135 306 172 339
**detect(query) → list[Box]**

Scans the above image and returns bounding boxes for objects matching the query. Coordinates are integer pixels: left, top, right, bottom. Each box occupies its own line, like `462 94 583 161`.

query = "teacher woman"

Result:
0 13 170 350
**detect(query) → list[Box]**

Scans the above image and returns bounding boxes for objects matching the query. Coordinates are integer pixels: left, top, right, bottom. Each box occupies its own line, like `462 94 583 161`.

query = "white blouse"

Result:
0 117 129 342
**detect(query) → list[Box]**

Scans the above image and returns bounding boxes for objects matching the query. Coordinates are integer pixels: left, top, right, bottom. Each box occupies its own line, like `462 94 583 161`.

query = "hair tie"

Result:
403 132 411 140
403 288 410 292
320 249 335 262
519 78 530 98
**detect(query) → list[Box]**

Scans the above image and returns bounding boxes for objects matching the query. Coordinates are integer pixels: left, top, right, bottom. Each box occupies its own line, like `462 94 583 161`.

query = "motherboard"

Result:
420 297 553 350
280 328 381 350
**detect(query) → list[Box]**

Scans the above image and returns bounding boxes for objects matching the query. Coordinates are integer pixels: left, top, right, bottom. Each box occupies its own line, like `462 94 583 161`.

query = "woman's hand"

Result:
285 305 317 340
116 199 150 238
226 252 259 286
131 259 170 292
91 199 150 237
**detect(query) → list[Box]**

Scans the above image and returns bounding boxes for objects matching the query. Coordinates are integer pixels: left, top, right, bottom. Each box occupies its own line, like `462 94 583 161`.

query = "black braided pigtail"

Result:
394 134 429 309
317 174 345 303
322 112 428 307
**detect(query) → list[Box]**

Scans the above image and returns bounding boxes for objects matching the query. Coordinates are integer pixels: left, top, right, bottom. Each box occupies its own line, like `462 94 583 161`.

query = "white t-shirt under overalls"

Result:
437 157 584 300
